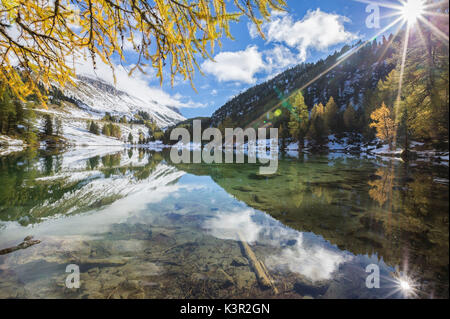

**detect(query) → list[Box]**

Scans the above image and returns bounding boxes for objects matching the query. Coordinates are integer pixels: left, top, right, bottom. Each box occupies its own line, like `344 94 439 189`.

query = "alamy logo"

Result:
170 120 279 175
366 3 381 29
65 264 80 289
366 264 380 289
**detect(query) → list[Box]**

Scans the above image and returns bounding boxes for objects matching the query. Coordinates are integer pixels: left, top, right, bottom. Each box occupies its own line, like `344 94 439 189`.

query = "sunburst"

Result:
248 0 449 130
250 0 448 129
382 267 421 298
364 0 449 131
400 0 426 23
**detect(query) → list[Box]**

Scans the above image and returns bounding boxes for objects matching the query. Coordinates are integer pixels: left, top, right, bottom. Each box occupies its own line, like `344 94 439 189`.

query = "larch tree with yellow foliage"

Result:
0 0 286 103
288 90 309 148
370 102 396 150
307 102 327 145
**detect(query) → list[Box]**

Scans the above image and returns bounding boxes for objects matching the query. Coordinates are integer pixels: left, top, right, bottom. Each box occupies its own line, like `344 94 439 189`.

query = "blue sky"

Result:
82 0 403 119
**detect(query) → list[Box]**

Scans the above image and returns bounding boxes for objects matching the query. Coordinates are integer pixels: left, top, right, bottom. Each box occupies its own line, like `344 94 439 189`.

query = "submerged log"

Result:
78 257 129 268
238 233 279 294
0 236 41 255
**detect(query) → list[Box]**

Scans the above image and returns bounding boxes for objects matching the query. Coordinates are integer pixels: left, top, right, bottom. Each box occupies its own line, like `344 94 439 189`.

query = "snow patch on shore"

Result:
369 144 403 155
0 135 24 155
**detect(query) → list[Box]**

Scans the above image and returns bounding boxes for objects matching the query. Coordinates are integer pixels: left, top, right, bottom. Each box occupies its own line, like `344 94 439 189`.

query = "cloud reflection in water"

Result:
203 208 351 282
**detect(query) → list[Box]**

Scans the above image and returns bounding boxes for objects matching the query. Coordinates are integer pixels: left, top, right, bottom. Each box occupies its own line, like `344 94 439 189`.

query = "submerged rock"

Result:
293 282 329 298
231 257 249 267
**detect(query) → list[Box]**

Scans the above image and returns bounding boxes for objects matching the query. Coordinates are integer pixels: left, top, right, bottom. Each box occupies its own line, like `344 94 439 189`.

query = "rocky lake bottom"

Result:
0 148 448 299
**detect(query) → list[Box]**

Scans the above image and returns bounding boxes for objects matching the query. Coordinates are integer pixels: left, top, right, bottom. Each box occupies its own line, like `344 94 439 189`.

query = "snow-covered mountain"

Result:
26 74 188 147
0 148 186 229
62 75 185 128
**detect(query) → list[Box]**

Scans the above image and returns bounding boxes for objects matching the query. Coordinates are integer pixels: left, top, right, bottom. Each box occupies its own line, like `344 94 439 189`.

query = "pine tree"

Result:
23 102 38 145
103 112 112 122
362 89 379 140
15 101 24 127
324 96 339 134
218 117 233 136
102 124 111 136
120 116 127 124
89 121 99 135
138 130 145 145
54 117 63 136
307 103 327 145
343 103 358 132
311 103 325 120
43 114 53 136
0 90 15 134
114 125 122 139
288 91 309 148
128 132 134 144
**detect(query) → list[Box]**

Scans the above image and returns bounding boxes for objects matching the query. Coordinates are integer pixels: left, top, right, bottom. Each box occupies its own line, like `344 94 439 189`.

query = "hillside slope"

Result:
211 38 396 128
29 74 187 147
61 75 185 128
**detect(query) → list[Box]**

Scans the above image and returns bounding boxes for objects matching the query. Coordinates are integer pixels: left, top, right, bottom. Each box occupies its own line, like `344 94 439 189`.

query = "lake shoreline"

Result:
2 144 448 168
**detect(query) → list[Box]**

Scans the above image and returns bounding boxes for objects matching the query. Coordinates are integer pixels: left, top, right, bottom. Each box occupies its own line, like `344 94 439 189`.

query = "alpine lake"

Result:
0 147 448 299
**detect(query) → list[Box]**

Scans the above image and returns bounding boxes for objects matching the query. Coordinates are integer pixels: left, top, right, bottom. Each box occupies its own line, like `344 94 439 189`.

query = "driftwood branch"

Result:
238 233 279 294
0 236 41 256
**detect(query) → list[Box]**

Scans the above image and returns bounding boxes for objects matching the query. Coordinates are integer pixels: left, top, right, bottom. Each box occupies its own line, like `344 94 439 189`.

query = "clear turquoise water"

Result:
0 148 448 298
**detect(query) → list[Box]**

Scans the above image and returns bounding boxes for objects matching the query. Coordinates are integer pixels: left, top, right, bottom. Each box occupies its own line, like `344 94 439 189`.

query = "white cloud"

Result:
203 207 351 282
73 53 205 109
201 46 265 84
266 233 350 282
201 44 300 84
265 45 298 68
203 9 357 85
203 209 262 244
263 45 299 79
201 44 299 84
122 32 143 52
250 9 358 61
248 22 260 39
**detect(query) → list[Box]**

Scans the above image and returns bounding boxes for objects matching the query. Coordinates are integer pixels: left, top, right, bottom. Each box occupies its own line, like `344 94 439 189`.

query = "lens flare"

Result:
399 279 412 291
401 0 425 23
249 0 448 130
392 273 418 298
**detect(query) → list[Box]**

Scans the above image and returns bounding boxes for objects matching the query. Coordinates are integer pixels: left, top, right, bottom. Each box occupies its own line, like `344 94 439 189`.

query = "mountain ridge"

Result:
210 37 397 129
60 74 186 128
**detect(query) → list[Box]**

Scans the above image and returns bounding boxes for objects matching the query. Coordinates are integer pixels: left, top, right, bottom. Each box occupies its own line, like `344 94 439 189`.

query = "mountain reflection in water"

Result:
0 148 448 299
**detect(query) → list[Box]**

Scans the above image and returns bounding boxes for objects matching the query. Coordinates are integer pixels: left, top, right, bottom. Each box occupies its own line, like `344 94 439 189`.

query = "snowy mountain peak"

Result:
62 74 185 128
